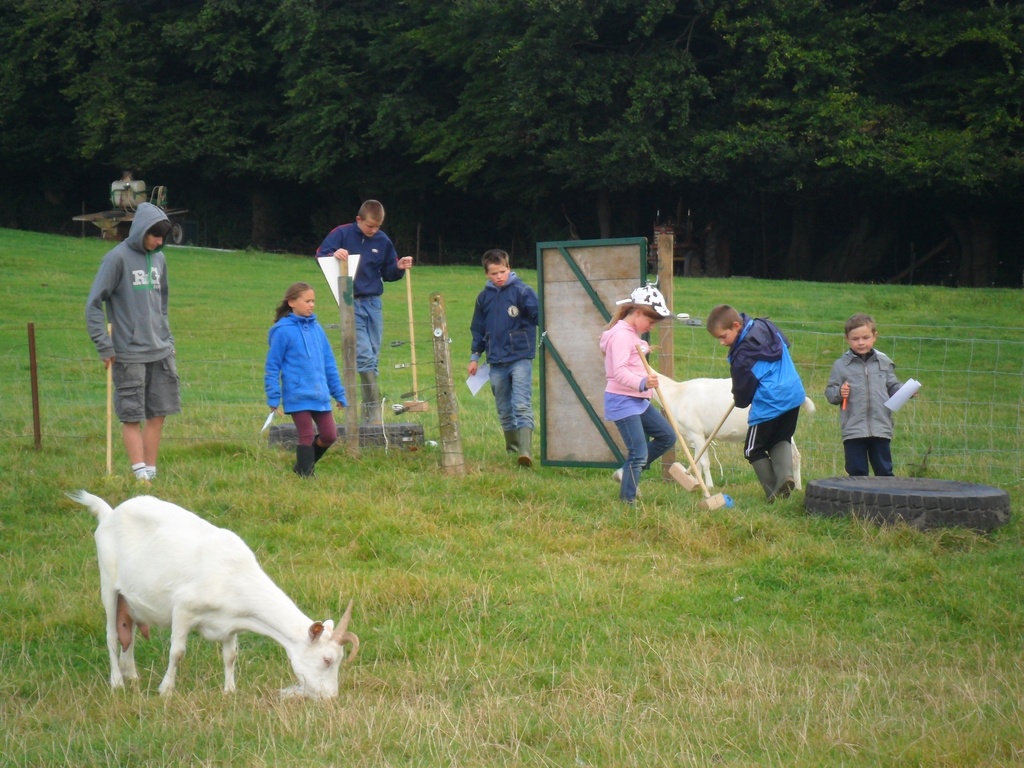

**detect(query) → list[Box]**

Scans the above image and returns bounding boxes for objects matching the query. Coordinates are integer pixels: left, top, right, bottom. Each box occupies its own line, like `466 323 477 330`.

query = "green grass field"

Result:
1 229 1021 766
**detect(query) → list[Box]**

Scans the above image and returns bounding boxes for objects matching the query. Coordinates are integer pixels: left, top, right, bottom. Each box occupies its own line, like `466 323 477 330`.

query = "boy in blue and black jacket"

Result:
707 304 807 501
467 249 540 467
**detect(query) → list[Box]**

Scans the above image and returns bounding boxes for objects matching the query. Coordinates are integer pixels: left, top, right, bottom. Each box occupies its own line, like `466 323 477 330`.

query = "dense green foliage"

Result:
1 1 1022 284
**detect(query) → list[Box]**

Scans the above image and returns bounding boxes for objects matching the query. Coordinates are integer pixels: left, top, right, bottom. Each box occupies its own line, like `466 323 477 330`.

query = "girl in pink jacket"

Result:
599 284 674 503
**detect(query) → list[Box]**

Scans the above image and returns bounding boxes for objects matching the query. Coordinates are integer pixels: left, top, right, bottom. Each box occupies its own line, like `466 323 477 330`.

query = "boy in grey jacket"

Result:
824 313 902 476
85 202 181 481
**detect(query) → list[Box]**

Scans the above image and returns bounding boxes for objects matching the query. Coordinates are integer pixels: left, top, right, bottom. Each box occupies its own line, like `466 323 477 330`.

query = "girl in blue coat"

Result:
265 282 347 476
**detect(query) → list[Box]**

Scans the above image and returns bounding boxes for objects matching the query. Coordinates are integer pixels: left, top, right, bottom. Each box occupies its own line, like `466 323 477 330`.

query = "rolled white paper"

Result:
884 378 921 412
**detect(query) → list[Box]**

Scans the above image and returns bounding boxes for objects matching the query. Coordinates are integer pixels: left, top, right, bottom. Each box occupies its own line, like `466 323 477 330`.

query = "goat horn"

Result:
339 631 360 663
335 599 354 636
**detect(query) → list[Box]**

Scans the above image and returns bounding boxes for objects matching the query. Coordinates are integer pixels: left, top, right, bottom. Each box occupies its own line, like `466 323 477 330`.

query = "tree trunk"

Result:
250 187 279 250
785 198 816 280
818 210 896 282
596 188 612 239
945 211 999 287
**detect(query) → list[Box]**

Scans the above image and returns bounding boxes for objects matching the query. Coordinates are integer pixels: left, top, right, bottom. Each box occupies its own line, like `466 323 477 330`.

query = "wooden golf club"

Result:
691 402 736 467
637 346 727 509
402 268 428 412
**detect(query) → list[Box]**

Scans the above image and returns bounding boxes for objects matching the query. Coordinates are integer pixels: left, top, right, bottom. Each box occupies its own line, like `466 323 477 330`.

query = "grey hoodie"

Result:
85 203 174 363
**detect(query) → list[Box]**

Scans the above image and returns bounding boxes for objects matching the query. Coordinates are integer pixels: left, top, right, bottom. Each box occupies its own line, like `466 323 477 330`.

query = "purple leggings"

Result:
290 410 338 447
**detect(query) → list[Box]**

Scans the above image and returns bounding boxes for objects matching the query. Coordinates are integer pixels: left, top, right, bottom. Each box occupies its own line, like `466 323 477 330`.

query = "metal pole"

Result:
28 323 41 450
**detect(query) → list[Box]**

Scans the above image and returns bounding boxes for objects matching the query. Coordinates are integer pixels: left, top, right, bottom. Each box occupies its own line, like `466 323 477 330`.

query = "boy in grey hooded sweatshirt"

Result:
86 202 181 481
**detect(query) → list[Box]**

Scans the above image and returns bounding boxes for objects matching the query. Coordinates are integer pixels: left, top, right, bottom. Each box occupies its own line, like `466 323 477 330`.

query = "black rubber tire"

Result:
170 221 185 245
804 476 1011 532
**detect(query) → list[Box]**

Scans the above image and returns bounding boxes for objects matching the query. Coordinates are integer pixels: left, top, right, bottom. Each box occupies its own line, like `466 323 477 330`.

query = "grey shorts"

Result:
112 355 182 423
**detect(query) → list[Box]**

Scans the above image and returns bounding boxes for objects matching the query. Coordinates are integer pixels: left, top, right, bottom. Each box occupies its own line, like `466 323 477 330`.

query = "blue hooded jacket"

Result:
469 272 539 365
727 313 806 425
265 313 347 413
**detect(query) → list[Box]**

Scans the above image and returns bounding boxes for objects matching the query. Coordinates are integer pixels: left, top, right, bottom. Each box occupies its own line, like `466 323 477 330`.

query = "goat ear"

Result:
308 621 326 642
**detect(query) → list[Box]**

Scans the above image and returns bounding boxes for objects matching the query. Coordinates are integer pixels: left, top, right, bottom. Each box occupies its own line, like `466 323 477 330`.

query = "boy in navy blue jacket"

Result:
707 304 807 501
315 200 412 425
467 250 540 466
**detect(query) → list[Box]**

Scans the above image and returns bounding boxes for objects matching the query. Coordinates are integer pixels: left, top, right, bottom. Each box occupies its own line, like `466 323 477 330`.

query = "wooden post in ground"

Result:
27 323 42 451
430 293 464 475
656 229 676 480
338 275 359 456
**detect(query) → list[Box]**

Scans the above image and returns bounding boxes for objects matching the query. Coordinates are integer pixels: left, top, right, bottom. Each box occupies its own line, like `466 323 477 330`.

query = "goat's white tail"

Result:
801 397 816 415
67 489 114 520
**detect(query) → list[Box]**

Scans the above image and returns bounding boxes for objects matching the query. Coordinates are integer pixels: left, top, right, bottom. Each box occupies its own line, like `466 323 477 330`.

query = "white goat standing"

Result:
69 490 359 698
654 374 815 489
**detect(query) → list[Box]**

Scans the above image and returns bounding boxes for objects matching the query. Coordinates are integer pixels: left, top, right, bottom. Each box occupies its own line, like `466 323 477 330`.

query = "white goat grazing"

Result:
654 375 815 489
69 490 359 698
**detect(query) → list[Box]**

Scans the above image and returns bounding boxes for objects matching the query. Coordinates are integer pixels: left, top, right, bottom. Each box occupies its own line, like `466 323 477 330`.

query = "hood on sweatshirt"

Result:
125 203 171 254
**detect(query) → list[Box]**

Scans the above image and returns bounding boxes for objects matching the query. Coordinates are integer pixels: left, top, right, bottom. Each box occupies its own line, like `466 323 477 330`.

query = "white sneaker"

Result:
612 468 623 482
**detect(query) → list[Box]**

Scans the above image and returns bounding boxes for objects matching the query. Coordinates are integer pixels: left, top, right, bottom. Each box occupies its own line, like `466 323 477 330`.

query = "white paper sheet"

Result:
316 254 360 305
260 410 276 433
884 378 921 412
466 364 490 396
316 256 342 305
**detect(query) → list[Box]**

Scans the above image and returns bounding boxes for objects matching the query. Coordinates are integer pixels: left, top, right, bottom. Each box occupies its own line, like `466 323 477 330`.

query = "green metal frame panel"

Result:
536 238 648 468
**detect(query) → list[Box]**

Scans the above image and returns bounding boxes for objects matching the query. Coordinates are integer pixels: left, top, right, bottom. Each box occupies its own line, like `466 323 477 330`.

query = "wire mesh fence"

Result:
3 319 1022 486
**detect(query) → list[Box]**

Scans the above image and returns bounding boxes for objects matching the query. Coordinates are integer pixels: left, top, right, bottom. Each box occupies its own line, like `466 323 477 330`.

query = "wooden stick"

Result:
106 323 113 475
637 346 727 509
403 269 429 411
691 402 735 467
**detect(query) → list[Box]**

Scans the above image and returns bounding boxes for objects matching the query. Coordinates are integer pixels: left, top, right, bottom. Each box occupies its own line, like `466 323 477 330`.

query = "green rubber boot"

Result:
517 427 533 468
751 457 776 501
769 442 795 500
503 430 519 454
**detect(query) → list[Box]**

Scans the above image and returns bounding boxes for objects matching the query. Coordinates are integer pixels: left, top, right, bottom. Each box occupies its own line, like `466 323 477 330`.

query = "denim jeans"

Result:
353 295 383 373
844 437 894 476
613 404 675 502
489 358 534 431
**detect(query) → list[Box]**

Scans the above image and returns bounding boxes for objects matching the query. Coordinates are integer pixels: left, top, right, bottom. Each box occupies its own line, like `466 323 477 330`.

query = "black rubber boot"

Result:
293 445 316 477
313 440 330 465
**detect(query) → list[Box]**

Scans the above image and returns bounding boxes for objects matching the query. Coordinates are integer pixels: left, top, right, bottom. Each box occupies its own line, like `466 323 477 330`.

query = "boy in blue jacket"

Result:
707 304 807 501
315 200 412 425
467 249 540 466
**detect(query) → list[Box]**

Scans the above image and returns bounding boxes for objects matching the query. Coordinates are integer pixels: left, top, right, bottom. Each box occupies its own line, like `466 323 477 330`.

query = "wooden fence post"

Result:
430 293 464 475
656 230 676 478
28 323 41 451
338 275 359 456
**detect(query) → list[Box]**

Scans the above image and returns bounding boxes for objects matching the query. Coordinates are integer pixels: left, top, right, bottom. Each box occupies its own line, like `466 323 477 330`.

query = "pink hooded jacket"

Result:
600 320 653 399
